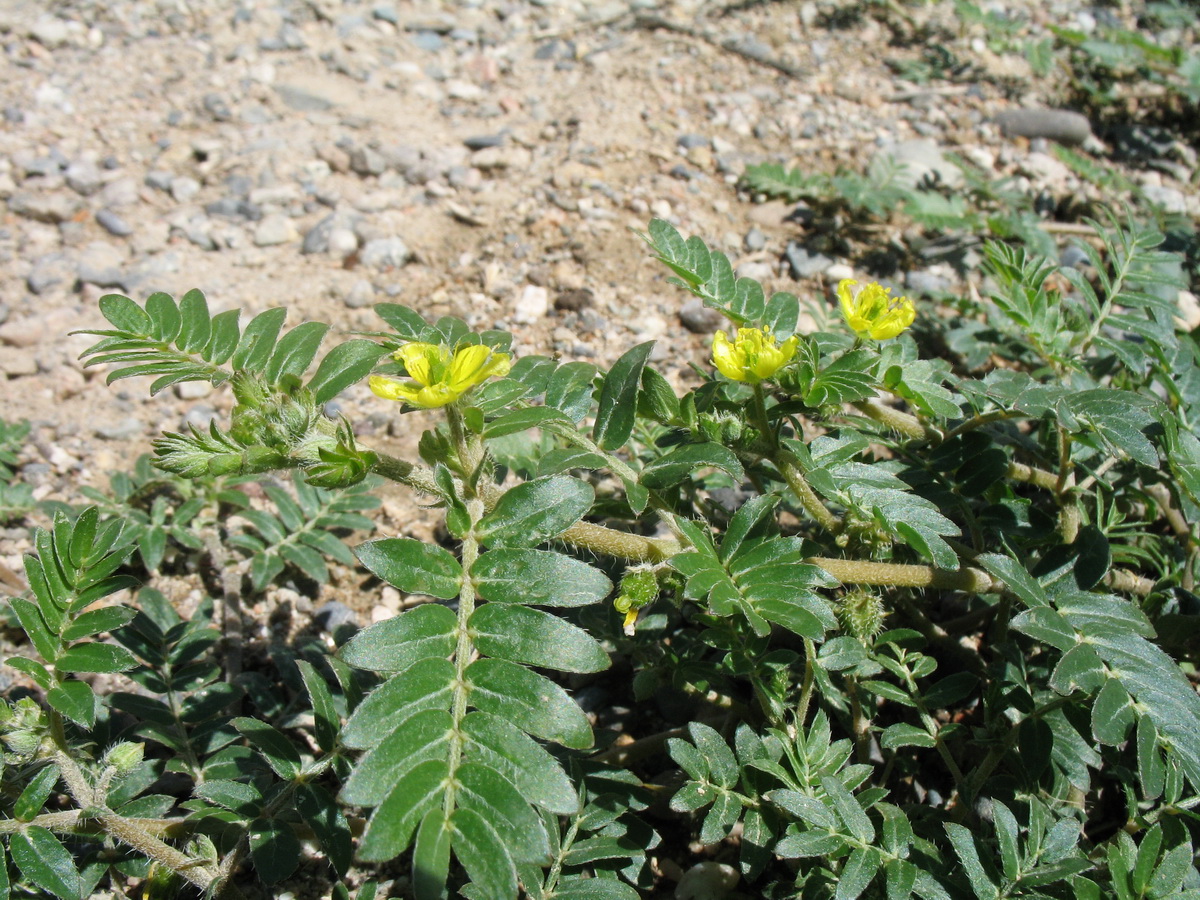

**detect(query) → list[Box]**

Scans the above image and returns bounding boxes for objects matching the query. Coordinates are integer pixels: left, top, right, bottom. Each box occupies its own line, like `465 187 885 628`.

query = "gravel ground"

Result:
0 0 1197 890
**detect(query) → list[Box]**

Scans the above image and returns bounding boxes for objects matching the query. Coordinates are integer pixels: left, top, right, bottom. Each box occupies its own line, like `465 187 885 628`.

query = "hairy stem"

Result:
774 449 842 533
1006 461 1061 492
852 399 936 441
795 638 818 728
809 557 998 592
53 750 222 893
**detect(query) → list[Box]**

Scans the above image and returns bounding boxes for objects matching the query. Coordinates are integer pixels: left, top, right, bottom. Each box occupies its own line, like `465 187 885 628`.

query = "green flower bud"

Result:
614 566 660 630
104 741 145 775
1 699 49 761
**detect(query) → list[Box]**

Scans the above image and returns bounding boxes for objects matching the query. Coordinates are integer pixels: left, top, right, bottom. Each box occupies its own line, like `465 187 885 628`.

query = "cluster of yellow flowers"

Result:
369 279 913 407
711 279 915 383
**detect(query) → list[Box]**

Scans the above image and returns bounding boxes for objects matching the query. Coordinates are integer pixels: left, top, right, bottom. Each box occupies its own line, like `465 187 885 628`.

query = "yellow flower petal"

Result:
710 327 797 383
447 344 511 393
375 342 511 408
369 375 421 404
396 342 448 387
838 279 915 341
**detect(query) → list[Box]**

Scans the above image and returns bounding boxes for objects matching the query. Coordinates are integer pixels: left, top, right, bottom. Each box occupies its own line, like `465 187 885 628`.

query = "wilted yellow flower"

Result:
838 279 916 340
711 327 799 383
369 342 511 408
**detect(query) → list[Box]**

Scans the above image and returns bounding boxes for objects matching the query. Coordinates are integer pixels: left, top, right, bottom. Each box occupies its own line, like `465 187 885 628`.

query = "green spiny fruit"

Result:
838 589 886 643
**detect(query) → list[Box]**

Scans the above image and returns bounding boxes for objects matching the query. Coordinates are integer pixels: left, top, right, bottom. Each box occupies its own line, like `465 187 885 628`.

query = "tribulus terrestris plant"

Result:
1 211 1199 900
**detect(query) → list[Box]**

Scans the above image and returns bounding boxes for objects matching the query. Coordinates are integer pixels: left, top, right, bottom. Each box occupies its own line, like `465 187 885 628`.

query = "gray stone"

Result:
1060 245 1091 269
447 166 480 189
534 39 574 60
905 267 954 296
470 146 531 171
65 161 103 196
1177 291 1200 332
679 299 724 334
184 219 216 251
314 600 358 631
993 108 1092 146
513 284 550 324
99 177 141 208
95 208 133 237
274 84 333 112
205 196 242 218
349 146 388 177
380 144 422 173
278 23 308 49
253 213 298 246
95 416 143 441
31 15 71 48
175 381 214 400
411 31 444 52
736 261 775 282
676 861 740 900
0 302 8 327
328 228 359 258
77 242 126 287
785 242 833 279
677 133 709 150
373 4 399 24
202 93 233 122
180 405 218 431
883 139 963 189
361 236 411 270
744 227 766 251
1019 151 1072 185
345 278 376 308
464 133 506 151
145 170 174 192
1142 184 1187 215
28 253 77 295
8 190 82 223
0 348 39 377
121 251 182 294
555 288 594 311
303 212 359 254
170 176 201 203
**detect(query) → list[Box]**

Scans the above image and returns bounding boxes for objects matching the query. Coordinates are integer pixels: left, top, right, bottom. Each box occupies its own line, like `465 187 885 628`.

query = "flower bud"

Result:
104 741 145 775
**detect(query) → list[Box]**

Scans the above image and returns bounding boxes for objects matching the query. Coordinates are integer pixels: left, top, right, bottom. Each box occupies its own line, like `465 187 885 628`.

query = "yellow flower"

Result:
838 279 916 341
369 341 511 408
711 327 799 383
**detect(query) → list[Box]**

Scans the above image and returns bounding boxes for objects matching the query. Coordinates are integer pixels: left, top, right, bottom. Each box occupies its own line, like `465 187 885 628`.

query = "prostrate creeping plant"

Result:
0 210 1198 900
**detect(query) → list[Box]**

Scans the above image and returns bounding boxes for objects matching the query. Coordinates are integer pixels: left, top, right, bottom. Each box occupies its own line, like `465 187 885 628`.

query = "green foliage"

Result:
1048 20 1200 111
0 417 35 524
224 472 378 590
2 204 1200 899
0 418 30 482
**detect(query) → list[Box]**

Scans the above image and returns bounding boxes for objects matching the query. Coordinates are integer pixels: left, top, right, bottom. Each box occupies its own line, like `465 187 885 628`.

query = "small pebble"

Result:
95 209 134 237
361 237 411 270
679 299 724 334
170 176 201 203
675 862 739 900
993 108 1092 146
253 213 298 246
345 279 376 309
95 417 143 441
